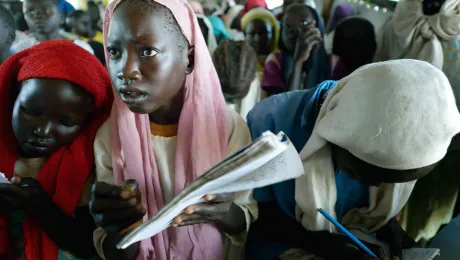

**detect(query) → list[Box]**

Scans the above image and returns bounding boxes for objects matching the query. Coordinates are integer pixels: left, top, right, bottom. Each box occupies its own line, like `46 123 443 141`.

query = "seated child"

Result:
213 39 260 120
0 40 112 259
12 0 93 54
0 5 15 65
241 8 279 74
89 0 257 259
244 59 460 260
262 3 330 95
67 10 106 65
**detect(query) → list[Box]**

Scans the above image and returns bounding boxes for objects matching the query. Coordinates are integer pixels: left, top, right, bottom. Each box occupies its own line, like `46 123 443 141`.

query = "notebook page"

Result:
0 173 10 184
351 230 440 260
117 131 305 249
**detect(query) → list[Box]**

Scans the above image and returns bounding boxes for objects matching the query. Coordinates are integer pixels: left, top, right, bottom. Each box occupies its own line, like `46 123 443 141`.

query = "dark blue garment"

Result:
57 0 75 14
245 81 370 259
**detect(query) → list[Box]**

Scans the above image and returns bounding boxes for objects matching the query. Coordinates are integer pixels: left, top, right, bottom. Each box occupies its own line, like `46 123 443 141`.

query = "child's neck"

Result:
33 30 61 41
148 91 184 125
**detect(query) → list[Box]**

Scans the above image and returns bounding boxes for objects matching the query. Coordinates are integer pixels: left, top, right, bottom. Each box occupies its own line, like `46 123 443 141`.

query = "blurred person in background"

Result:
242 7 279 75
330 17 376 80
12 0 94 54
0 5 15 65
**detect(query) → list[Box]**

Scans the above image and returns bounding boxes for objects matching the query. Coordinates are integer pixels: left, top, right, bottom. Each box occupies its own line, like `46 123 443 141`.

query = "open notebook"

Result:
351 230 440 260
117 131 304 249
0 173 9 184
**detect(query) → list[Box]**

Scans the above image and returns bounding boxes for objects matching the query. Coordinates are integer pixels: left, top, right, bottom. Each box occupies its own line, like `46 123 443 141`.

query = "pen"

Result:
317 208 377 258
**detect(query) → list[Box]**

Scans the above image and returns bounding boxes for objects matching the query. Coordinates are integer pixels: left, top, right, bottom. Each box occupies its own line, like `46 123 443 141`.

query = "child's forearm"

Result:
103 232 139 260
286 60 304 91
27 199 97 258
217 202 246 235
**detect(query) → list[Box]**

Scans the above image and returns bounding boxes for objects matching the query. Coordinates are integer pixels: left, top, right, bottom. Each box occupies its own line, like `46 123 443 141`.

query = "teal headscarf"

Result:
207 16 232 40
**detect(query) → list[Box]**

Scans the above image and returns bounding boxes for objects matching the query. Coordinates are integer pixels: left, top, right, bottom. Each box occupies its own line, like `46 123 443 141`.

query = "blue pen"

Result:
317 208 377 258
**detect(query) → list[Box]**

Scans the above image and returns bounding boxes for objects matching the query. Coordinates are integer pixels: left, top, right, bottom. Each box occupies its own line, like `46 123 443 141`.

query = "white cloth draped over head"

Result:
225 4 244 28
374 0 460 69
287 59 460 259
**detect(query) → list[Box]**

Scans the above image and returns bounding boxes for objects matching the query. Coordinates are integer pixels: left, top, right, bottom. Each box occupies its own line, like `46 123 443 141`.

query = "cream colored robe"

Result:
93 109 257 260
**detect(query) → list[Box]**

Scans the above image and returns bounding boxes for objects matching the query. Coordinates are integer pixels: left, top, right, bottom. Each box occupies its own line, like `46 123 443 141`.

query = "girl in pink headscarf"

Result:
88 0 257 259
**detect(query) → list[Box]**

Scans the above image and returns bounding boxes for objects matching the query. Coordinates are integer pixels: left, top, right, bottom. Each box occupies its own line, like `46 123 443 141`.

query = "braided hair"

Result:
213 39 257 103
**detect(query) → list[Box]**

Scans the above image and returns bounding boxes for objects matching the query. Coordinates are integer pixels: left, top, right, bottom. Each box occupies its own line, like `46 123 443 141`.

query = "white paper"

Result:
0 173 10 184
351 230 440 260
117 131 305 249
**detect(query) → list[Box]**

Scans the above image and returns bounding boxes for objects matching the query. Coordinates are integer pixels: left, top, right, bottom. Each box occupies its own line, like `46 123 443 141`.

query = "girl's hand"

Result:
293 20 322 63
0 176 46 212
90 180 146 233
172 193 234 227
377 218 416 260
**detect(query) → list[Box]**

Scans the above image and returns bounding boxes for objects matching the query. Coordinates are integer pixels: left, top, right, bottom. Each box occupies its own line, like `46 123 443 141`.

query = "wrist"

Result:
104 232 140 260
216 203 245 235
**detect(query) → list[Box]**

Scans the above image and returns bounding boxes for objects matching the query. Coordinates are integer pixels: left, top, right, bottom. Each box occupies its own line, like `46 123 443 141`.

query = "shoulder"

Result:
247 81 337 135
73 39 95 54
247 90 309 124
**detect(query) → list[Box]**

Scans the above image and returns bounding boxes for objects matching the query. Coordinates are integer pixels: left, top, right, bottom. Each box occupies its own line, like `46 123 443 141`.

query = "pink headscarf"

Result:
103 0 228 259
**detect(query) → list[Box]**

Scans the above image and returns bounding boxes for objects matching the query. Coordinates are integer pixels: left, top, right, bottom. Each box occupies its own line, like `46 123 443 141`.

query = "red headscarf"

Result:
242 0 268 15
0 40 113 259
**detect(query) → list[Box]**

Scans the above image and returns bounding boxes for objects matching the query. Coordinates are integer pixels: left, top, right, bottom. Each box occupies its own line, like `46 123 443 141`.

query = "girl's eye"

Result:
60 121 77 127
20 106 41 117
141 48 158 57
107 47 121 58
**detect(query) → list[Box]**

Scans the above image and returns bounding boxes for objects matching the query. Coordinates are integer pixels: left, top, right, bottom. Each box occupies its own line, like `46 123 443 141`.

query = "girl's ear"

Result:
185 46 195 74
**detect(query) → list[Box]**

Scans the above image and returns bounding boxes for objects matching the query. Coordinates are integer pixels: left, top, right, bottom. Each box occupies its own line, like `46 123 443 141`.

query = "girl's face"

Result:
23 0 61 35
107 2 192 115
245 19 272 55
282 6 315 52
283 0 311 12
73 13 92 38
331 144 435 186
12 78 94 158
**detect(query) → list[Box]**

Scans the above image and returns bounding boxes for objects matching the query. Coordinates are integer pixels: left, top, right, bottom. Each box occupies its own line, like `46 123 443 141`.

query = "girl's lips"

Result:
118 86 148 105
120 92 148 105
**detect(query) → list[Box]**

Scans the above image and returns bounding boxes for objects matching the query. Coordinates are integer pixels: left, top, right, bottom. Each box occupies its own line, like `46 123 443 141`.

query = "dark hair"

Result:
118 0 188 52
197 16 209 45
332 17 376 71
213 39 257 102
0 5 16 36
87 1 98 8
68 10 87 20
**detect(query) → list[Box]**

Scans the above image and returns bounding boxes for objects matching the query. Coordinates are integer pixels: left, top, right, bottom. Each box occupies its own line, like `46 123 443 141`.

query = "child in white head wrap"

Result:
246 59 460 260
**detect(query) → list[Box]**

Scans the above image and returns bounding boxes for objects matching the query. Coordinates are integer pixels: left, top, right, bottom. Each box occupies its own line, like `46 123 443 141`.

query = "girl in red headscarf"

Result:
0 40 113 260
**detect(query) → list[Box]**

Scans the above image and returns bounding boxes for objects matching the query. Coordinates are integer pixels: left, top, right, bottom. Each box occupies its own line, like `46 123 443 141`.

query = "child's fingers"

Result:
184 203 221 218
92 182 131 199
204 193 233 203
172 214 208 227
89 197 138 213
94 205 145 228
10 175 21 185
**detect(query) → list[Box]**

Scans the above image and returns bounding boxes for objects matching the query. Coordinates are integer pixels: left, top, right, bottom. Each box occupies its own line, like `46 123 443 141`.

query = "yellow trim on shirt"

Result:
149 122 178 137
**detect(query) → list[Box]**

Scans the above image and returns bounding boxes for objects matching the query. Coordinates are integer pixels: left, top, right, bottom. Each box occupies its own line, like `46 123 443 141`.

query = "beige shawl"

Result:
374 0 460 69
282 59 460 260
